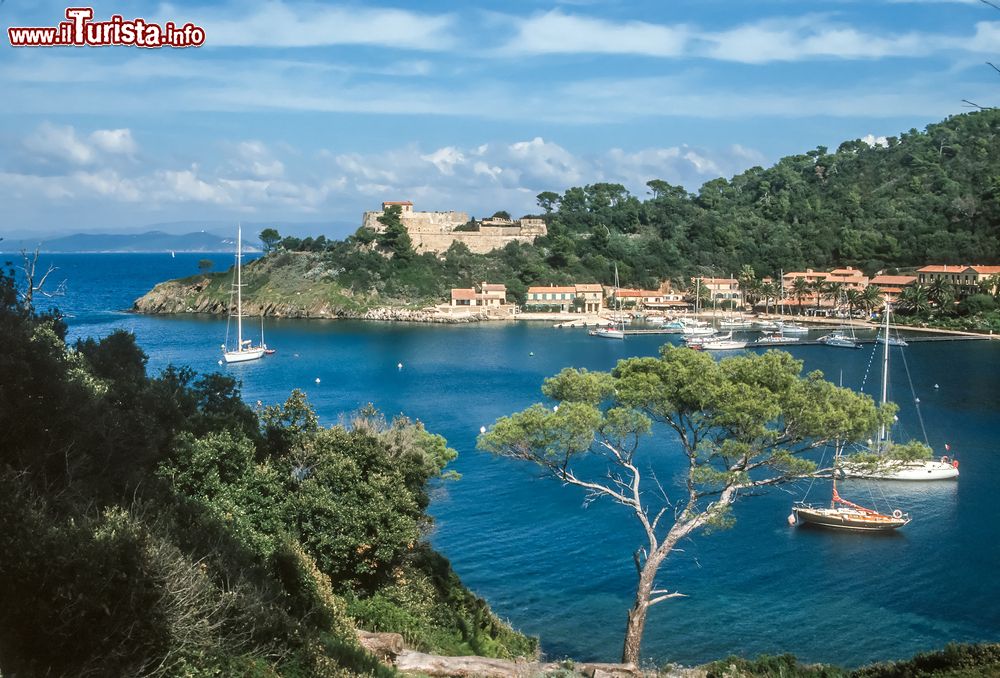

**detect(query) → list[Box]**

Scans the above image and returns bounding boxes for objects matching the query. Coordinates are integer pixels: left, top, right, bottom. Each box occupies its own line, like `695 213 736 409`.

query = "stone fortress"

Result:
362 201 547 255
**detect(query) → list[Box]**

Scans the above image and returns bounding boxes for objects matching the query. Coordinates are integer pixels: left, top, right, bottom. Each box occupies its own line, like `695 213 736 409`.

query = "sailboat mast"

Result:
878 301 891 445
236 224 243 349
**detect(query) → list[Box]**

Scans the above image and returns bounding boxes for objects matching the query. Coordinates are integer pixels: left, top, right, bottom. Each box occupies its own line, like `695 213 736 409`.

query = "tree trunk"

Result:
621 552 662 664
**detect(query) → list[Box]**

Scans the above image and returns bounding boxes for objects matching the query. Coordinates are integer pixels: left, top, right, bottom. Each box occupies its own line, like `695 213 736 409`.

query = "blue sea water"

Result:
14 253 1000 668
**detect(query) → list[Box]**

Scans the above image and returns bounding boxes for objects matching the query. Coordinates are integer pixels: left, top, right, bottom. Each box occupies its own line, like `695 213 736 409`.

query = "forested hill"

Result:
535 109 1000 287
137 111 1000 312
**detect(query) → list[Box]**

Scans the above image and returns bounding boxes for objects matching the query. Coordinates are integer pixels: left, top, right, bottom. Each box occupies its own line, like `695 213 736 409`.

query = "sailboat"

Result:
590 264 625 339
792 441 910 531
222 225 267 363
841 302 959 481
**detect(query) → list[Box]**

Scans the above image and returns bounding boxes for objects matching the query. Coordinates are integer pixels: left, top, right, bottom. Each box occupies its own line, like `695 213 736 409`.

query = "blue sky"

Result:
1 0 997 238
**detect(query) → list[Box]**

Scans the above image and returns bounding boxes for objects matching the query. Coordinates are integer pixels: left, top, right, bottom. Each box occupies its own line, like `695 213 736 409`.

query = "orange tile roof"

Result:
971 265 1000 275
870 275 916 286
575 283 604 292
383 200 413 206
481 283 506 292
917 265 972 274
451 288 477 300
696 277 738 285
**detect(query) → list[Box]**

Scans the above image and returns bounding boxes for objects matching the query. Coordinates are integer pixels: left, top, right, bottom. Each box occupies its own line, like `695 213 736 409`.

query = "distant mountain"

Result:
5 231 260 253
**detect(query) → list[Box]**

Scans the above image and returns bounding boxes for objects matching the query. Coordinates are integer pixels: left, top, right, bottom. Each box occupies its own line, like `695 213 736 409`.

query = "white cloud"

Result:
89 129 138 155
21 123 138 166
24 123 96 165
189 2 458 49
700 17 927 63
231 141 285 179
500 10 689 56
421 147 466 176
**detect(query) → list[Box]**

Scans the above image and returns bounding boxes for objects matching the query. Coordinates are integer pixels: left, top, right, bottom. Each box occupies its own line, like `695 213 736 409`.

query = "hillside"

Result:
134 110 1000 315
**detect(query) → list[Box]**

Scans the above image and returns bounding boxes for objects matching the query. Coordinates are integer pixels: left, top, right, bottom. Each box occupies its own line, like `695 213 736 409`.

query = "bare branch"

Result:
648 591 687 606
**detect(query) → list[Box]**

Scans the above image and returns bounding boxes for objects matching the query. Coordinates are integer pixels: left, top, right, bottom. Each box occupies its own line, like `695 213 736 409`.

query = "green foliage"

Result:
260 228 282 253
0 270 529 676
704 653 847 677
852 643 1000 678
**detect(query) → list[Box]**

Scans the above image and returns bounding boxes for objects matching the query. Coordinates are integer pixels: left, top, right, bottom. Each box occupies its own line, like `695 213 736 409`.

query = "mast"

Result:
695 277 700 314
236 223 243 350
879 300 891 447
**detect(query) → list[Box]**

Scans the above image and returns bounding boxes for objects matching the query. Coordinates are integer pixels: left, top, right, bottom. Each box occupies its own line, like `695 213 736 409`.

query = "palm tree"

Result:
824 281 845 315
861 285 884 316
791 277 810 316
844 289 863 319
809 279 826 315
737 265 758 312
927 278 954 308
760 281 779 315
899 284 931 317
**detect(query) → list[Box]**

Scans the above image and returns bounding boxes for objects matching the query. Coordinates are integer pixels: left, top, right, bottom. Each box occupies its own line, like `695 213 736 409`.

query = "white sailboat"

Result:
222 225 267 363
842 302 958 481
590 263 625 339
775 271 809 334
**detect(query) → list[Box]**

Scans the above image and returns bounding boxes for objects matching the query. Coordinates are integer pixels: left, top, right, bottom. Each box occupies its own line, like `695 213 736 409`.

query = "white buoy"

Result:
217 360 223 366
553 405 559 412
315 378 321 384
529 352 534 356
397 362 403 369
479 426 486 434
934 384 939 389
915 398 920 403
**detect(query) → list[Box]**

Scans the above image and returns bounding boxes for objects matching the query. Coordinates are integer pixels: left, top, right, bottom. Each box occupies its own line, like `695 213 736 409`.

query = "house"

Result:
826 267 869 291
695 277 742 306
613 289 671 309
525 285 579 312
450 282 507 307
917 265 1000 295
869 274 916 304
574 284 604 313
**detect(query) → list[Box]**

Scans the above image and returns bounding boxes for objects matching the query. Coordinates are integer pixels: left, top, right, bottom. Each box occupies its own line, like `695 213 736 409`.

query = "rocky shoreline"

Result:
132 278 495 324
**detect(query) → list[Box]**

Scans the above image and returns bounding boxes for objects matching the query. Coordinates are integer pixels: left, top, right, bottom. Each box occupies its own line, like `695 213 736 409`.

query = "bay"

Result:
18 253 1000 667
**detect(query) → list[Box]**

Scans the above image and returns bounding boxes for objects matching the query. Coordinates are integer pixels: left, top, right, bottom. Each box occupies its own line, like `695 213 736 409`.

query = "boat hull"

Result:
792 506 908 531
223 348 266 363
589 329 624 339
842 460 959 481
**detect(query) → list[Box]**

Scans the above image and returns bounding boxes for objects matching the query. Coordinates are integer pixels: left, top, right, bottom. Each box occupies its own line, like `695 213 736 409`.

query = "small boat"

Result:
264 348 276 355
682 326 716 336
222 224 267 364
754 320 779 331
589 326 625 339
719 318 752 329
701 338 747 350
684 331 731 346
792 442 910 531
818 332 861 349
880 335 908 347
775 322 809 334
754 333 800 346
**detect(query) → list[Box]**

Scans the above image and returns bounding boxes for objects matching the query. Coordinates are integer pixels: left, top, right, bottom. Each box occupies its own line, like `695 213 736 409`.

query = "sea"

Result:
10 252 1000 668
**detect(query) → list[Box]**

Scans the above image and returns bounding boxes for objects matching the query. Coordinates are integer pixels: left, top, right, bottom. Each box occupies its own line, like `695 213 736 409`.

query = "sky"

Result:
0 0 998 239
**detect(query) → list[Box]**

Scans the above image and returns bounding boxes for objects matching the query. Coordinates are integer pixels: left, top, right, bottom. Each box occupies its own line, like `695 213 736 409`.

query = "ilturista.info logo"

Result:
8 7 206 48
